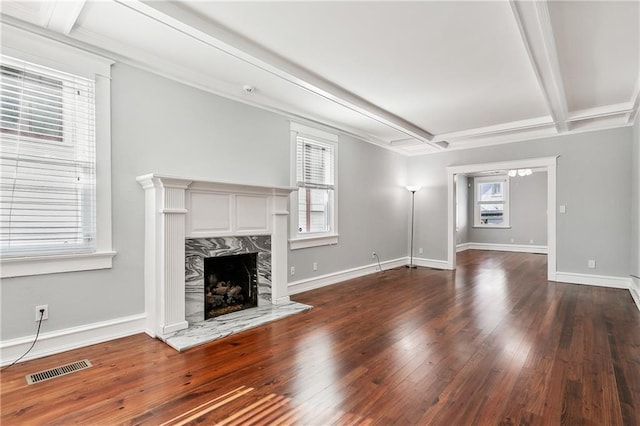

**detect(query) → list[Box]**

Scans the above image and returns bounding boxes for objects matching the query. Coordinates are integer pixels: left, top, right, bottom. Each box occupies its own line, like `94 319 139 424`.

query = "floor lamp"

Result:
406 185 421 268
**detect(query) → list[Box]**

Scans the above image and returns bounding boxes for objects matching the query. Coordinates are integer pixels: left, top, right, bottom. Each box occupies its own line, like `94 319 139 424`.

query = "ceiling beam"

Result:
41 0 86 34
115 0 441 149
432 116 554 143
509 0 569 133
567 102 635 123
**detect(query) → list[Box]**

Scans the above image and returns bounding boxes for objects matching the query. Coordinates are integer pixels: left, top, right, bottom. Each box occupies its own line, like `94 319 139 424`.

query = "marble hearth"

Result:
137 174 311 348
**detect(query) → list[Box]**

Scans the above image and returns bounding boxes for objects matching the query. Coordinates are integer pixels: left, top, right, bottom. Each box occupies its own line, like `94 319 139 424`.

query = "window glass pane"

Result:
297 188 330 233
0 56 95 257
478 182 504 202
479 203 504 225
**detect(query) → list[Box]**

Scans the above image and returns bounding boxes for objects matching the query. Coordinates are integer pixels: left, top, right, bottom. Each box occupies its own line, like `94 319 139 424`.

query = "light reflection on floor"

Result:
290 329 342 422
393 320 433 367
466 254 536 370
455 253 534 370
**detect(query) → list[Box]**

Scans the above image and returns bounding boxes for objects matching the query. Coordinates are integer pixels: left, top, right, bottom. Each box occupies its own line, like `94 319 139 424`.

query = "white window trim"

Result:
289 122 339 250
1 24 115 278
473 175 510 229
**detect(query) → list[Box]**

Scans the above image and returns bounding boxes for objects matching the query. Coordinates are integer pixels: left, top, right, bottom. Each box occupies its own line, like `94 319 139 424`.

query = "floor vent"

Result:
25 359 92 385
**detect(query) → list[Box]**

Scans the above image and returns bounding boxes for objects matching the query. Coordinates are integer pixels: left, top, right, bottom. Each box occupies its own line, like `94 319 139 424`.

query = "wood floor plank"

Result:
2 251 639 425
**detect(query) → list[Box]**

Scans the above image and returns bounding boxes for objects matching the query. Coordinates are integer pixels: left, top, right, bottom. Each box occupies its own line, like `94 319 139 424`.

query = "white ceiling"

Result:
1 1 638 155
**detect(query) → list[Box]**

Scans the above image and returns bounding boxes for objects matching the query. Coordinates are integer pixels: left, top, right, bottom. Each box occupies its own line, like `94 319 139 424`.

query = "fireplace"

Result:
184 236 271 324
137 173 295 339
204 253 258 319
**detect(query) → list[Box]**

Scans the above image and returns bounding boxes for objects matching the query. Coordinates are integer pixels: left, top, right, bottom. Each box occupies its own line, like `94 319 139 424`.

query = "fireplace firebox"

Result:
204 253 258 319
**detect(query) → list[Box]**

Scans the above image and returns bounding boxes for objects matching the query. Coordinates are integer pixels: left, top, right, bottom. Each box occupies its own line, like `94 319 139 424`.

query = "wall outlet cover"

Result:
35 305 49 321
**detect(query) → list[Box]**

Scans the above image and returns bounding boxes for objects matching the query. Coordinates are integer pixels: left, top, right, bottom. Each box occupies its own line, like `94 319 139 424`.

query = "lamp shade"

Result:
406 185 421 192
508 168 532 177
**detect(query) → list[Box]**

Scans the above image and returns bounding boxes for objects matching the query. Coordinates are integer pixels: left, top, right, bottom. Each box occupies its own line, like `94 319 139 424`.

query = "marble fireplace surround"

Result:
185 236 271 323
137 174 303 344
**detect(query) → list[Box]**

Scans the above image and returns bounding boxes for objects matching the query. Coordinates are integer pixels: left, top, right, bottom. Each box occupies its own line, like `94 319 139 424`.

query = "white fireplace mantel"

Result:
137 174 295 339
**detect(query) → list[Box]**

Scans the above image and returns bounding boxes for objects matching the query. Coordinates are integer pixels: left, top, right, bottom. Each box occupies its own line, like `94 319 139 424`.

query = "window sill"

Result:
289 234 339 250
472 225 512 229
1 251 117 278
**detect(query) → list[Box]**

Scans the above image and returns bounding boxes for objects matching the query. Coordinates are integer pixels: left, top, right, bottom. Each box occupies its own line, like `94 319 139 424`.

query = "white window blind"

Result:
296 136 334 188
0 55 96 257
296 136 335 234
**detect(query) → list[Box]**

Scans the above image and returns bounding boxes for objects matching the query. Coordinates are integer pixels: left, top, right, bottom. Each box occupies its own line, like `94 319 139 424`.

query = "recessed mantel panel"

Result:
188 191 231 235
186 190 271 238
236 195 269 232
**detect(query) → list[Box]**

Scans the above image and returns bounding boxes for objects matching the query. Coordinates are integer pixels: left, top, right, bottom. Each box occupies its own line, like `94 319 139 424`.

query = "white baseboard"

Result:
554 272 631 289
0 313 146 366
457 242 548 254
288 257 406 295
288 256 454 295
630 276 640 312
456 243 471 252
412 257 452 269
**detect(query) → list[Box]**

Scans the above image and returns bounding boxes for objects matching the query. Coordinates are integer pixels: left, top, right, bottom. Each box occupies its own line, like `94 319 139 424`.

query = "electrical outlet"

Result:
530 239 534 244
35 304 48 321
510 238 515 243
419 248 424 254
290 266 295 276
313 262 318 271
588 259 596 269
371 251 376 259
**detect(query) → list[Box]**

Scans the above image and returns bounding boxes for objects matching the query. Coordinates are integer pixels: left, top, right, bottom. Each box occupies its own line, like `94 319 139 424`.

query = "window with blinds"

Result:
0 55 96 257
295 136 335 234
473 175 510 228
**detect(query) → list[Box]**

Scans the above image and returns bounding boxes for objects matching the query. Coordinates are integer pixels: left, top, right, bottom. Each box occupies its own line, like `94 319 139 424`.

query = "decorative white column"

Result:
271 193 291 304
137 175 191 338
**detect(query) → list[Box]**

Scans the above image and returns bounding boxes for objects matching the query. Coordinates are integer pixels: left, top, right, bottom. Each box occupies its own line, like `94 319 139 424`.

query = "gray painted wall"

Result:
632 117 639 278
466 171 547 245
0 63 408 341
408 127 632 277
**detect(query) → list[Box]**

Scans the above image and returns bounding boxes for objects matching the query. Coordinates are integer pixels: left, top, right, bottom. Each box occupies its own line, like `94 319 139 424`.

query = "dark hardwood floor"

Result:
2 251 639 425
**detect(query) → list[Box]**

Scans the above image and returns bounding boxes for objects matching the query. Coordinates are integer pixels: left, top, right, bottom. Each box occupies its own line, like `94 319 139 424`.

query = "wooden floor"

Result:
2 251 639 425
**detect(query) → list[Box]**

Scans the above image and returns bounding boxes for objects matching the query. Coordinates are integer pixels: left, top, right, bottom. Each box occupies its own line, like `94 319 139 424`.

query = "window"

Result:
1 25 114 277
290 122 338 249
474 176 510 227
1 56 96 257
